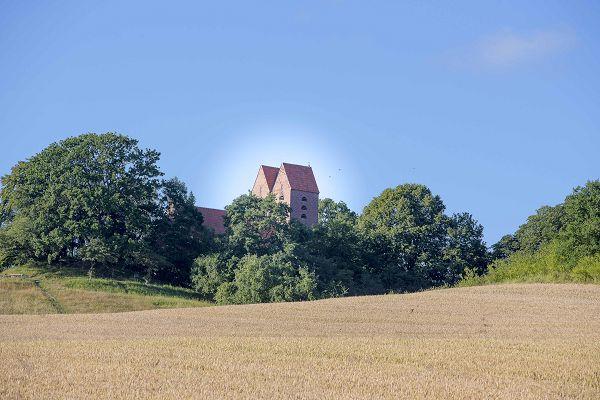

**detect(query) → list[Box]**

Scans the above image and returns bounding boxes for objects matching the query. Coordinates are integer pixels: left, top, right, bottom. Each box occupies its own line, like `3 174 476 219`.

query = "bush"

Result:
215 282 237 305
468 181 600 287
571 255 600 283
0 216 35 269
211 253 317 305
191 254 228 298
460 240 600 286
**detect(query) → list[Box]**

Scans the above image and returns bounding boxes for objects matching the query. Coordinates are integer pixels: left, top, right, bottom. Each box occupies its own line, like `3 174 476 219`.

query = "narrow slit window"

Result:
301 214 307 219
301 205 307 210
301 196 307 201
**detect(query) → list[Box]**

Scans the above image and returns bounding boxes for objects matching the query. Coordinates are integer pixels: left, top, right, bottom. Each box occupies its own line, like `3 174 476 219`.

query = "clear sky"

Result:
1 1 599 245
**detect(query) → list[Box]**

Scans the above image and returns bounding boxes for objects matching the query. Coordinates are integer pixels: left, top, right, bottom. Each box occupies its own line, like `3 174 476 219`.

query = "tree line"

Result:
463 180 600 285
2 133 595 303
0 133 208 285
192 188 489 304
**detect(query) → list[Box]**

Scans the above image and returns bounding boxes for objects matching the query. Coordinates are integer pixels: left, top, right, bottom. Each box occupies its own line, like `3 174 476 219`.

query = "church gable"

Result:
252 165 279 197
272 165 291 199
262 165 279 191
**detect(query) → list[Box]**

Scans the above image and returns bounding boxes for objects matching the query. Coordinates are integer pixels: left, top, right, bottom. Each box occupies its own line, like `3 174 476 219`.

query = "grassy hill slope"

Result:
1 284 599 399
0 265 211 314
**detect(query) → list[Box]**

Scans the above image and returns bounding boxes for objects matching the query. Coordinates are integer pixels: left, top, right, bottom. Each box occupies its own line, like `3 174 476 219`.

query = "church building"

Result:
252 163 319 226
199 162 319 234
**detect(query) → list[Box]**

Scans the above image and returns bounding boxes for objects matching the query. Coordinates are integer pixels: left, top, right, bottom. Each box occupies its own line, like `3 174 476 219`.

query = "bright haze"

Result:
1 1 599 244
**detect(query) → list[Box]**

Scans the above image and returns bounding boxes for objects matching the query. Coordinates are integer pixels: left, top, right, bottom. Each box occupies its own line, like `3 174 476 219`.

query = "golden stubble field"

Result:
1 283 599 399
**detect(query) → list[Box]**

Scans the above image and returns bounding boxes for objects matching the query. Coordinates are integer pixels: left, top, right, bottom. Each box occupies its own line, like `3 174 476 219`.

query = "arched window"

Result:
301 205 307 210
301 196 307 202
279 194 284 200
301 214 307 219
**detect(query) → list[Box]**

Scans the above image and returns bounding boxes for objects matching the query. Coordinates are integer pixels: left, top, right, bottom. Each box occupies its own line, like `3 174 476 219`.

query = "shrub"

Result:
467 181 600 287
191 254 227 298
215 282 237 305
212 253 317 305
460 240 600 286
571 255 600 283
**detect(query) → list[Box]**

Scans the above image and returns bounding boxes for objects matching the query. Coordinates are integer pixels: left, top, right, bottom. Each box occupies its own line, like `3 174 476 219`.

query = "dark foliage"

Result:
0 133 210 284
193 185 490 303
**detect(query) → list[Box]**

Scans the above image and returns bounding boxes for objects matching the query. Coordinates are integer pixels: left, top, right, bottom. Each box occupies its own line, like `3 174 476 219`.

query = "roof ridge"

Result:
282 162 312 167
197 206 225 212
280 162 319 193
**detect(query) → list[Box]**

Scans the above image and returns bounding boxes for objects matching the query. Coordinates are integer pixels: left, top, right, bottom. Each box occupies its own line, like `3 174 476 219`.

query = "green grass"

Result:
0 279 57 314
0 264 212 315
460 242 600 287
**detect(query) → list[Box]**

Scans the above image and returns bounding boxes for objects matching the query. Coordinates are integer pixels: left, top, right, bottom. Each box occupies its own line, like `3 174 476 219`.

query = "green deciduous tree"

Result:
465 180 600 286
358 184 449 291
192 194 316 304
357 184 490 291
559 180 600 260
490 234 520 260
308 199 371 295
0 133 163 273
216 252 317 305
191 253 231 298
444 212 489 283
223 193 290 256
514 205 564 254
148 178 211 285
0 215 36 269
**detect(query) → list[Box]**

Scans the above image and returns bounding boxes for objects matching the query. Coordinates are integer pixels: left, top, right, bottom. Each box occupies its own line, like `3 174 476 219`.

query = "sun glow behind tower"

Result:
204 122 358 211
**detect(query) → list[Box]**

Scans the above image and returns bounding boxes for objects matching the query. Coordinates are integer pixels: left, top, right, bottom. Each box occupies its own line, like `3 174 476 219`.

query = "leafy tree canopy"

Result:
469 180 600 286
0 133 210 283
223 193 291 257
357 184 449 291
1 133 162 269
444 212 489 283
559 181 600 260
490 234 520 261
148 178 210 285
308 199 368 295
514 205 565 254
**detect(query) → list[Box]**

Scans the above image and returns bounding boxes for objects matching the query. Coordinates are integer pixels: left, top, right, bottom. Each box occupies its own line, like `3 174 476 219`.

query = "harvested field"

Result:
1 284 599 399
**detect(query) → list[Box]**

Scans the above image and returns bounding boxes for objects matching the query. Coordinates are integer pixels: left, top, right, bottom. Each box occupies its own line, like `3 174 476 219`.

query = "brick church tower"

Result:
252 163 319 226
199 162 320 234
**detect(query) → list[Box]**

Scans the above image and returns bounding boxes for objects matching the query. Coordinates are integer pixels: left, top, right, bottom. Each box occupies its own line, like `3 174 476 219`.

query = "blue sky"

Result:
1 1 599 245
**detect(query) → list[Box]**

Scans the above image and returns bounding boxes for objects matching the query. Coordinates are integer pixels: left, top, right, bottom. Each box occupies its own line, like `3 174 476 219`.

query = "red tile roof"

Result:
281 163 319 193
197 207 226 235
260 165 279 192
